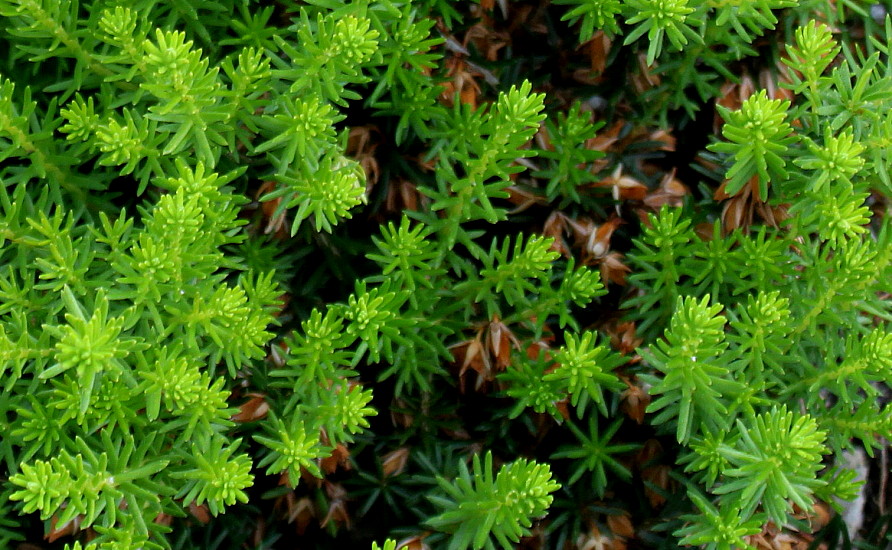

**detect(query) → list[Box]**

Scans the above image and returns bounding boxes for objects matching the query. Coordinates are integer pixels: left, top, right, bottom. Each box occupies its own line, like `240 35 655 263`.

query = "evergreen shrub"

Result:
0 0 889 548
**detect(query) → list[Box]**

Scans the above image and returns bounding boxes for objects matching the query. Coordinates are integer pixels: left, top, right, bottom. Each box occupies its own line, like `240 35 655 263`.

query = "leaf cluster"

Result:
0 1 889 549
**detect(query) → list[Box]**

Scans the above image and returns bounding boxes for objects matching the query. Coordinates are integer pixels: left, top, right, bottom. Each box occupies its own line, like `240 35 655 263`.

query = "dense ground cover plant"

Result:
0 0 890 549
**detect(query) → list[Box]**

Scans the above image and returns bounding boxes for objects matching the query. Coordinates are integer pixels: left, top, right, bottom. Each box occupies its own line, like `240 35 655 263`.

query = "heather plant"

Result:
0 1 889 550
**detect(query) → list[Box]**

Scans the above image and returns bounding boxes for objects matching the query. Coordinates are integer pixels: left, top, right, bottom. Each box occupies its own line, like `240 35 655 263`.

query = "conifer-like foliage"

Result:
623 19 892 546
0 0 890 549
426 451 560 550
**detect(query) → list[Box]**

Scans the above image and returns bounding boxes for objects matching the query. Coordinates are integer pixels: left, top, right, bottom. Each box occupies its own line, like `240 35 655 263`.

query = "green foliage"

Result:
622 20 891 546
371 539 398 550
551 418 639 496
783 21 841 100
500 349 567 420
624 205 696 336
423 81 546 246
553 0 797 119
714 407 827 524
675 490 763 550
709 91 798 200
171 436 254 516
543 331 624 417
641 295 742 445
624 0 703 65
554 0 623 41
675 408 831 546
10 432 172 540
0 0 889 548
426 451 560 550
532 102 606 206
